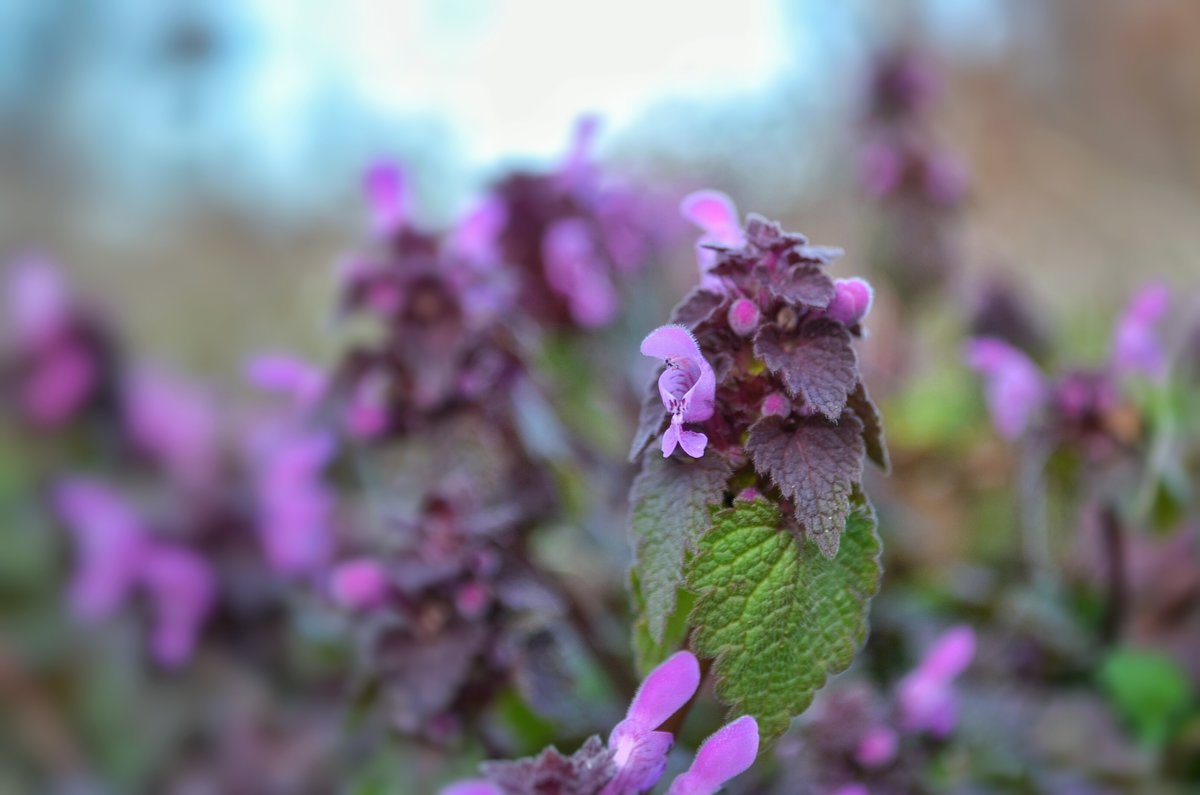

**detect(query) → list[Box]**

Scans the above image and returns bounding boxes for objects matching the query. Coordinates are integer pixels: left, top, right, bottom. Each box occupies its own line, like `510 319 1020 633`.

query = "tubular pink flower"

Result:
125 369 222 493
897 625 975 738
964 337 1047 440
364 160 409 237
54 479 146 621
1111 282 1170 382
543 218 619 328
245 354 327 413
680 190 743 292
140 543 215 667
665 715 760 795
640 325 716 458
256 430 337 576
855 725 899 768
602 650 702 795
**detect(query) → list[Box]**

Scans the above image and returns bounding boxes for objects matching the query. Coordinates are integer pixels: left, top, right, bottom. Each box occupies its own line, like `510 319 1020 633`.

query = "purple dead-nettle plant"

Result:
487 117 672 330
762 626 975 795
627 191 887 746
859 50 968 303
443 651 759 795
54 477 217 667
2 256 119 430
966 283 1190 641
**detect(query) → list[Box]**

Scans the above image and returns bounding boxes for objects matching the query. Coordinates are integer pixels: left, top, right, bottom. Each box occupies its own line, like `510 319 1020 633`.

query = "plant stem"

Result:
1099 502 1127 644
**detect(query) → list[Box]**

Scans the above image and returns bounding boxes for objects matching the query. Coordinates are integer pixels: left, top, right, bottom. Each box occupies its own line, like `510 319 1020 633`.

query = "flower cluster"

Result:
859 50 968 303
2 256 119 430
633 191 886 557
767 626 976 795
489 117 672 329
443 651 759 795
965 283 1172 458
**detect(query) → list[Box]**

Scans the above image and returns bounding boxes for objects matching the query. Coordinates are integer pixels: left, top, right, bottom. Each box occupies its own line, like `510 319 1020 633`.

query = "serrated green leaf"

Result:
1098 647 1194 747
687 496 881 744
628 453 731 643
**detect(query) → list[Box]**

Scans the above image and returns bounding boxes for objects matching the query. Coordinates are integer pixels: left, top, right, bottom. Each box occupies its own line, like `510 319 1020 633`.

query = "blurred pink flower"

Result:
664 715 760 795
826 278 875 327
680 190 743 293
965 338 1046 440
140 543 216 667
255 430 337 577
54 478 146 621
364 160 410 238
1111 282 1170 382
328 558 390 611
897 625 975 738
542 218 619 328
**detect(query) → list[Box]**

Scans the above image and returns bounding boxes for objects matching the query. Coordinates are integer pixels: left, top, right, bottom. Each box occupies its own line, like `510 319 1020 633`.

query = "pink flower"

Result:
124 369 222 493
727 298 760 337
255 430 337 577
665 715 760 795
245 354 327 414
440 783 501 795
364 160 410 237
855 725 898 768
964 338 1046 440
542 218 619 328
20 341 97 428
680 190 743 293
140 543 215 667
1111 282 1170 382
328 558 390 611
54 479 146 621
602 651 702 795
897 625 975 738
641 325 717 458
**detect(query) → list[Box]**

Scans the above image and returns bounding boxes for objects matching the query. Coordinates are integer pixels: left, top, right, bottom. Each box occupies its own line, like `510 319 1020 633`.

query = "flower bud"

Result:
826 278 874 326
727 298 760 337
761 392 792 418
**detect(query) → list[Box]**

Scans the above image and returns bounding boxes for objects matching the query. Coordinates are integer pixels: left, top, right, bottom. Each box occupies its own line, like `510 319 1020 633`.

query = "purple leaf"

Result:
747 414 866 557
847 382 890 473
628 377 668 463
765 265 835 309
480 735 615 795
669 288 727 329
754 319 859 421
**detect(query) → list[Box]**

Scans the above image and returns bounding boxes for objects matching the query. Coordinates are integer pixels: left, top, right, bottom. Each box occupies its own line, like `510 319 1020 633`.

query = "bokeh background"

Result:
3 0 1198 374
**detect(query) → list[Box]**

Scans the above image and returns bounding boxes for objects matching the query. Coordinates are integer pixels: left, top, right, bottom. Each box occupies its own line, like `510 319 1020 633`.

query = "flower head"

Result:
825 278 874 327
328 557 390 611
640 325 716 458
964 337 1047 440
364 160 410 238
254 429 337 576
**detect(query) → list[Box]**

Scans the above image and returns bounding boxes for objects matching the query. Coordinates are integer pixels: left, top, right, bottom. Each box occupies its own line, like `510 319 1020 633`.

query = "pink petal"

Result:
918 625 975 681
666 715 759 795
624 650 701 731
329 558 389 611
363 160 409 236
676 429 708 458
641 325 703 362
439 781 503 795
140 544 215 667
451 196 508 265
680 190 741 246
245 354 326 410
826 278 874 326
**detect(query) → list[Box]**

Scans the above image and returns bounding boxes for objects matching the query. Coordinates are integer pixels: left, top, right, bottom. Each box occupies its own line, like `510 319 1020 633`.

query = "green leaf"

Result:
631 569 695 675
628 453 731 643
687 496 882 744
1098 647 1194 747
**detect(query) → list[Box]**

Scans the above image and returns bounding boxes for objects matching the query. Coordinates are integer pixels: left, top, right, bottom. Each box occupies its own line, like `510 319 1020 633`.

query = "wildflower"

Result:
124 369 222 494
255 430 337 576
897 625 975 738
640 325 716 458
444 651 760 795
245 354 327 414
543 218 619 328
139 543 216 667
964 338 1046 440
364 160 410 238
664 715 760 795
680 190 743 292
54 478 146 620
1112 282 1169 381
603 650 701 794
328 558 389 611
854 724 899 768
